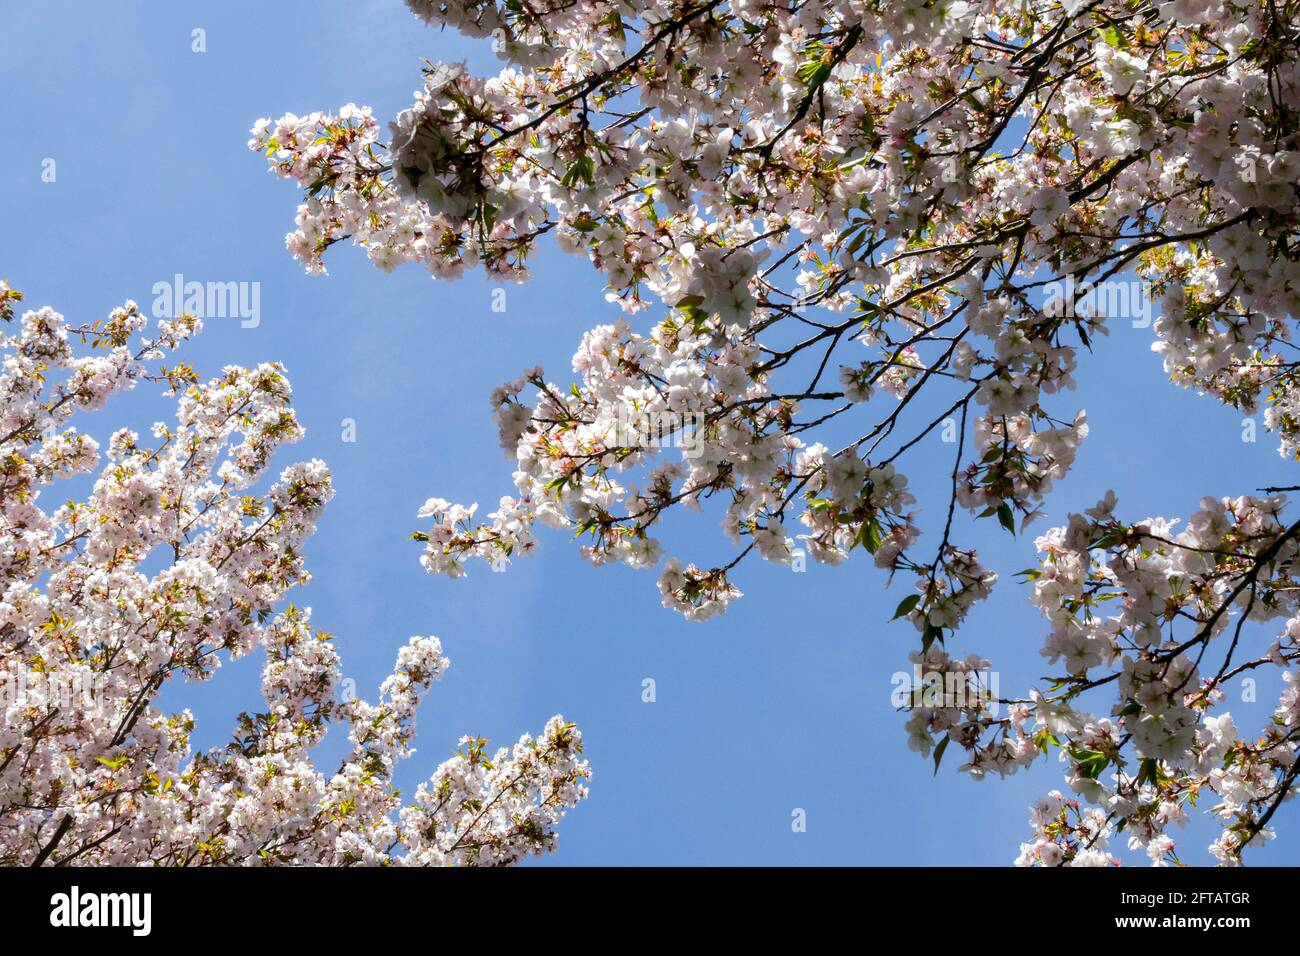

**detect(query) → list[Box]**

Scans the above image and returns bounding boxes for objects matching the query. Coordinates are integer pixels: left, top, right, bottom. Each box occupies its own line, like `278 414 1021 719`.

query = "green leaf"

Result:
1096 24 1128 49
922 623 943 652
891 593 922 620
1136 757 1158 787
932 736 950 775
997 502 1016 535
846 225 869 255
858 518 883 554
797 59 831 88
1067 747 1110 780
560 154 595 189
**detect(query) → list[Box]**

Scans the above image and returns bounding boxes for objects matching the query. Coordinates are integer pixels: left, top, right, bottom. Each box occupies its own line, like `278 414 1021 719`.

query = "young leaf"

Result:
932 736 950 776
892 593 921 620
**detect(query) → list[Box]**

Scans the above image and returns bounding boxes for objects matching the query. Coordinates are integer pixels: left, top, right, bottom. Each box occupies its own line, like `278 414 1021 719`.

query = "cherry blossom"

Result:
0 284 588 866
252 0 1300 862
986 494 1299 866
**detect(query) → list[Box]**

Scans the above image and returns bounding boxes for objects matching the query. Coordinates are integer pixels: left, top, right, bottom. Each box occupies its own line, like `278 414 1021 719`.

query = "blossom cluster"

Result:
953 493 1299 866
253 0 1300 861
0 285 588 865
252 0 1300 615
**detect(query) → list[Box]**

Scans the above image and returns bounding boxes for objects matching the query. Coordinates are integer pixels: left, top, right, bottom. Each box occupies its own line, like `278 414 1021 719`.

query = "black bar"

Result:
0 864 1283 939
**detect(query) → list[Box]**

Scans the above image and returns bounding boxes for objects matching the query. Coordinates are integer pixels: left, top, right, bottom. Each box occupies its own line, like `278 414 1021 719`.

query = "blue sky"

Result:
2 1 1297 865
